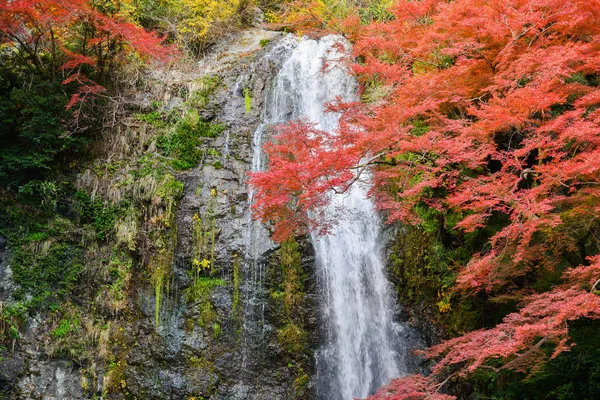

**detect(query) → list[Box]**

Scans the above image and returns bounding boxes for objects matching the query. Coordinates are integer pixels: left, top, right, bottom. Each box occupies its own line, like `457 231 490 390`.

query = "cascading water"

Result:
243 34 349 335
313 182 405 399
239 37 298 373
248 34 409 399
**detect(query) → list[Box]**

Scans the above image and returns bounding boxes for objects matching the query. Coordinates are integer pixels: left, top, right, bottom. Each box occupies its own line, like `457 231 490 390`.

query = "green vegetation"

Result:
155 174 185 223
190 75 222 109
186 202 224 329
0 1 318 397
0 78 84 187
212 322 222 338
0 302 26 342
294 368 310 396
129 0 287 54
285 0 396 31
186 277 226 303
359 75 391 104
158 111 226 170
186 191 225 329
357 0 395 23
51 316 80 338
11 241 83 308
269 238 311 398
0 199 89 344
191 210 216 271
76 190 122 241
232 253 242 318
105 252 133 313
244 87 252 114
2 1 600 399
18 180 61 212
137 85 226 171
389 204 516 335
277 322 307 354
152 248 173 328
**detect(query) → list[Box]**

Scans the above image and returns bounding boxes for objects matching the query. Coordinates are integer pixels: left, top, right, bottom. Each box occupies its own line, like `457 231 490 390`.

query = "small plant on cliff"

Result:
244 87 252 114
190 75 222 109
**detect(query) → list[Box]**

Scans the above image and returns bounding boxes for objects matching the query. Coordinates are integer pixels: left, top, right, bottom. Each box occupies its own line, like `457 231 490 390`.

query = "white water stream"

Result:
249 35 406 399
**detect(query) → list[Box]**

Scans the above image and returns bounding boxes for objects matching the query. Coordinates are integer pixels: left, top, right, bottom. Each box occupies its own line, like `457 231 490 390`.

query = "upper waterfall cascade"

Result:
250 35 410 399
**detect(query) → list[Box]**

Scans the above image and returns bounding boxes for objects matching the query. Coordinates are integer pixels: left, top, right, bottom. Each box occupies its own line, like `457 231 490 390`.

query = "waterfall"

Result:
313 182 404 399
249 34 407 399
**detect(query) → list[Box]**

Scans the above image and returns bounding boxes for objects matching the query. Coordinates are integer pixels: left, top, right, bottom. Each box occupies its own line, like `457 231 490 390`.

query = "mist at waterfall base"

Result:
250 35 415 399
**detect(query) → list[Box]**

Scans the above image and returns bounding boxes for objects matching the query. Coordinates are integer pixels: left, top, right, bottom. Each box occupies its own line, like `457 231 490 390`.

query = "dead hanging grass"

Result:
74 67 190 336
26 239 53 255
115 207 139 251
44 304 108 365
103 120 154 161
76 119 182 218
90 250 133 316
98 321 111 360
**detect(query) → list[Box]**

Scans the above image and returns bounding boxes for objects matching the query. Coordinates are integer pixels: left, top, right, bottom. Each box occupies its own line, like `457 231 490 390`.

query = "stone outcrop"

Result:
0 29 319 400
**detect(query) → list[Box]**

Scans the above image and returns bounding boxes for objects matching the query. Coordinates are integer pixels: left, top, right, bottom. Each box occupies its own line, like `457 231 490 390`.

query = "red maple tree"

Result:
0 0 173 109
250 0 600 395
367 374 455 400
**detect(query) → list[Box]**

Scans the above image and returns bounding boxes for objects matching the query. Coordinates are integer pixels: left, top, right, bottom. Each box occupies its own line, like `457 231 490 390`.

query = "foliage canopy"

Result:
250 0 600 396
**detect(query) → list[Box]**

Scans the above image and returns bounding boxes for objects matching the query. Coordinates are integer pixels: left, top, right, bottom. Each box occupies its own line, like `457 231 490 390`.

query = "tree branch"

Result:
480 336 550 374
435 373 456 393
592 278 600 293
331 152 387 194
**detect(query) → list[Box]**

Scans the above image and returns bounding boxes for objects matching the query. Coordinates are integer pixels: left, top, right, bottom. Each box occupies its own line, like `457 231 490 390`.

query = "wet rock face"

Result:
0 235 13 302
118 29 319 400
0 30 319 400
17 361 84 400
0 235 22 396
382 224 441 373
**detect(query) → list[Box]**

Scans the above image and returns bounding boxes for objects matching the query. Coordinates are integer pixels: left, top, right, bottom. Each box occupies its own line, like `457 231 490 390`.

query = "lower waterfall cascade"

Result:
250 34 412 400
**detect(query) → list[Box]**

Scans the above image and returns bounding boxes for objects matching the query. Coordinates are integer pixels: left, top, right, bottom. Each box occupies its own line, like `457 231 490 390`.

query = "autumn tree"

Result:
0 0 170 102
275 0 394 36
250 0 600 394
0 0 171 183
131 0 284 54
368 374 454 400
